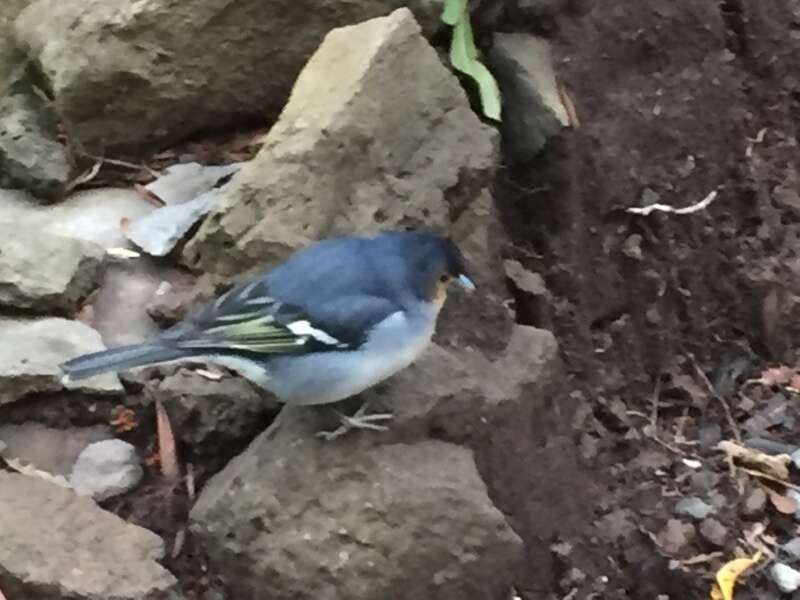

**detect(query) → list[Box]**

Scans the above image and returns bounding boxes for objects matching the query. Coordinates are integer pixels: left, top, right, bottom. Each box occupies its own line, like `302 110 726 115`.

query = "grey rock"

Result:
698 518 727 547
503 259 549 296
783 537 800 561
127 190 219 257
0 423 110 477
487 33 568 163
0 223 104 313
656 519 695 555
743 487 768 515
143 367 279 459
191 437 522 600
0 86 72 200
14 0 444 153
0 317 122 405
0 472 178 599
0 0 30 87
674 496 714 520
771 562 800 593
183 8 498 286
70 439 143 501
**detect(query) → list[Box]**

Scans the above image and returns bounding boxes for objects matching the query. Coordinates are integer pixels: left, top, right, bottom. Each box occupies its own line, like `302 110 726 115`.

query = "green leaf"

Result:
441 0 464 26
446 5 502 121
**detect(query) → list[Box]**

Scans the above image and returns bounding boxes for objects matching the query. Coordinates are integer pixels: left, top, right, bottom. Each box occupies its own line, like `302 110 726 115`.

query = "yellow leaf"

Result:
709 551 762 600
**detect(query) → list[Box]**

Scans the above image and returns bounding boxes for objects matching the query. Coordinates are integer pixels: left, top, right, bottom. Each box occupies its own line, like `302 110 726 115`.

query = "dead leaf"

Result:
155 399 180 481
766 487 798 514
753 366 796 387
717 440 790 481
110 405 138 432
709 551 762 600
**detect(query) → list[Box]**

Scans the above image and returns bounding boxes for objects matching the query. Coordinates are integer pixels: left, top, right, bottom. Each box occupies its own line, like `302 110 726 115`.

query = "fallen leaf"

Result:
110 405 138 432
156 399 180 481
717 440 790 481
709 551 762 600
753 366 796 387
766 487 798 514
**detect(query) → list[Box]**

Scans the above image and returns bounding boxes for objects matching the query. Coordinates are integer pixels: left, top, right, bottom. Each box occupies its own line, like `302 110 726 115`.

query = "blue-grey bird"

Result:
60 230 475 438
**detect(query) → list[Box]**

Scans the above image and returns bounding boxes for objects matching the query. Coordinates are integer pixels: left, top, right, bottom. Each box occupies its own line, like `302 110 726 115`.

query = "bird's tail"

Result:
60 343 187 381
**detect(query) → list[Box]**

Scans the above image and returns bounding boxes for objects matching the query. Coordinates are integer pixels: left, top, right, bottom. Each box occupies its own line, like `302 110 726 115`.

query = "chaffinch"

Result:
61 229 475 438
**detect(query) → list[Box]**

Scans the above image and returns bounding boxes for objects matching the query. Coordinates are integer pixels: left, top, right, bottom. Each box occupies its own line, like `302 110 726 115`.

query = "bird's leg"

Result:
316 401 393 441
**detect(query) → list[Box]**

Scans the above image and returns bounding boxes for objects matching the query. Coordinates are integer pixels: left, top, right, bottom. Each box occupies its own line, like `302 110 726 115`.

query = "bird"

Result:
61 229 475 439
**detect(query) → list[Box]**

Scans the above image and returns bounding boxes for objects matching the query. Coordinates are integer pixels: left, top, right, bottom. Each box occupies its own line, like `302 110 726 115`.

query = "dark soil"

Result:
479 1 800 598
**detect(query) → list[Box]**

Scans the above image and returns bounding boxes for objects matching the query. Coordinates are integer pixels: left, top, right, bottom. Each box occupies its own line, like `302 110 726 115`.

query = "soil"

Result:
5 2 798 599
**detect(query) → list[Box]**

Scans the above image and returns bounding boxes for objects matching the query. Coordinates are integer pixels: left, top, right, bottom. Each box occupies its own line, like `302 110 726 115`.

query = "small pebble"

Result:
657 519 696 555
743 487 768 515
771 562 800 593
699 518 727 547
69 439 143 501
783 538 800 561
674 496 714 520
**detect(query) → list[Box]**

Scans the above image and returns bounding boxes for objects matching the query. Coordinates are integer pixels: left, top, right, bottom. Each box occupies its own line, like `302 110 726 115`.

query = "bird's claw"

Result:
316 403 393 441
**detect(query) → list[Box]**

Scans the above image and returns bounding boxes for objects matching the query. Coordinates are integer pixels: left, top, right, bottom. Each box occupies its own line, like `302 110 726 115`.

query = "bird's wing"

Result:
161 277 400 356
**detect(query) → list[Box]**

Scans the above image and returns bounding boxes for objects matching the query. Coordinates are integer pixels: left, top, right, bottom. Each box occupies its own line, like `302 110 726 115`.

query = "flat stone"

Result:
0 317 122 405
0 223 104 313
0 472 178 599
0 423 110 476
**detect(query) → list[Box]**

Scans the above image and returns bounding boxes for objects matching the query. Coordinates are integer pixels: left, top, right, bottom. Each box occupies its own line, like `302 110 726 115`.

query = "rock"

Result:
70 439 143 501
0 84 72 200
143 368 279 459
0 0 29 84
14 0 444 153
183 8 498 286
783 538 800 561
656 519 695 555
673 497 714 521
191 437 522 600
503 259 549 296
357 324 559 442
0 472 178 599
487 33 568 163
743 487 768 515
0 423 110 476
698 518 727 547
0 223 104 313
0 317 122 405
771 562 800 593
0 186 156 249
126 162 245 257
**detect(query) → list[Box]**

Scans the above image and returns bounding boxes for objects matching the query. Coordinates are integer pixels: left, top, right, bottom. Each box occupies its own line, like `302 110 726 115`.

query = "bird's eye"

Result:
439 274 450 284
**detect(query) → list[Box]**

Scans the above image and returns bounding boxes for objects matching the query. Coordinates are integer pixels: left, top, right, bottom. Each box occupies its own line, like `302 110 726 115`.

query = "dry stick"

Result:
626 189 719 216
689 354 742 444
77 151 161 178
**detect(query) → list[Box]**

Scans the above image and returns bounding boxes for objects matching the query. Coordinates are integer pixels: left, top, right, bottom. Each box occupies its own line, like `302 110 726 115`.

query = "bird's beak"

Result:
456 273 476 291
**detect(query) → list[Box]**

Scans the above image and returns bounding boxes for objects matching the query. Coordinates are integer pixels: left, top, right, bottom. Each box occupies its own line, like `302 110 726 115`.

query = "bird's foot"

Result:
316 403 393 441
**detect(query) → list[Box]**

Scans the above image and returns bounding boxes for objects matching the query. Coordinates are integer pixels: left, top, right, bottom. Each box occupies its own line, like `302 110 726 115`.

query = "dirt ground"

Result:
479 1 800 598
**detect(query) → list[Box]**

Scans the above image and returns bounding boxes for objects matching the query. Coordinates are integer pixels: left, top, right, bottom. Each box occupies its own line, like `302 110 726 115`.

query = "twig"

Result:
77 151 161 178
689 354 742 444
627 189 718 216
155 399 180 482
